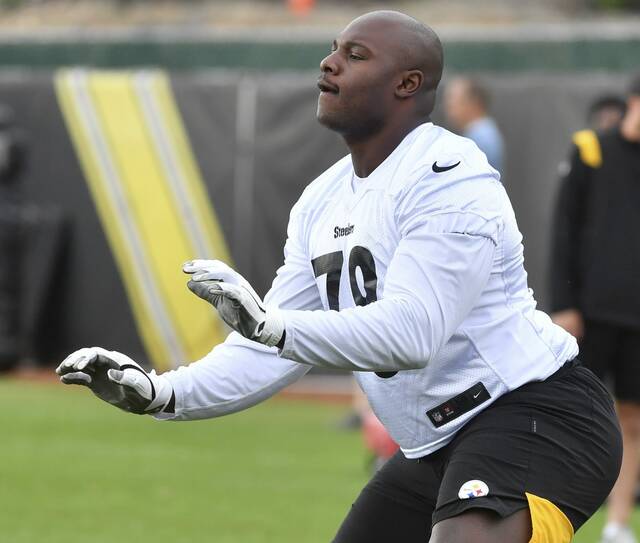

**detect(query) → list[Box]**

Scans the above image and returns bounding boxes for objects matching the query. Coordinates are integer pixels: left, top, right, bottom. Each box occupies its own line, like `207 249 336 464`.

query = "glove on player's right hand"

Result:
56 347 173 415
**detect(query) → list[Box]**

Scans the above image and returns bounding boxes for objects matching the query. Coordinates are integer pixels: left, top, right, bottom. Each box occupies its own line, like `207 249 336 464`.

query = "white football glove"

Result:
55 347 174 415
183 259 284 348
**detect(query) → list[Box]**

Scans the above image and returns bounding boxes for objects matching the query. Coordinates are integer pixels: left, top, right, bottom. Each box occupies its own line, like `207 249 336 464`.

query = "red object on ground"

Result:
363 412 400 459
287 0 315 16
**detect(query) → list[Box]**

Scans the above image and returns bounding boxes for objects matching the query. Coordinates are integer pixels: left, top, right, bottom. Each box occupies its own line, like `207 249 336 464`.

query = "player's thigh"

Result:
332 486 433 543
430 362 621 541
430 508 531 543
332 450 440 543
612 326 640 402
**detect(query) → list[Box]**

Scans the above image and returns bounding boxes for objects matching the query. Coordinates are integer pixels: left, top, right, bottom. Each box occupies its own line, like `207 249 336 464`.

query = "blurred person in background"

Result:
0 105 26 372
588 95 627 132
444 76 504 174
550 74 640 543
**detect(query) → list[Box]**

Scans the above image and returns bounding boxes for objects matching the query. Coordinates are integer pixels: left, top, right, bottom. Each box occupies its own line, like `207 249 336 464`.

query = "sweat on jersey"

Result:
158 122 578 459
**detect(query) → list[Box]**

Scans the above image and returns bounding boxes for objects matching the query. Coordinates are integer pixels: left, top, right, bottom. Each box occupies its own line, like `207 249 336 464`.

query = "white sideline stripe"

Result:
65 69 185 364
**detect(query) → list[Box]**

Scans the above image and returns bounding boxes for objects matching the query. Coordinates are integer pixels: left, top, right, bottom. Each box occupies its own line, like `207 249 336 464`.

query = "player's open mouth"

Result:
317 79 339 94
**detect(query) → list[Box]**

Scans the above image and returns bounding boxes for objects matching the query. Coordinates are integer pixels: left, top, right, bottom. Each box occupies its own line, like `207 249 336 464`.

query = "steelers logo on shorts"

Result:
458 480 490 500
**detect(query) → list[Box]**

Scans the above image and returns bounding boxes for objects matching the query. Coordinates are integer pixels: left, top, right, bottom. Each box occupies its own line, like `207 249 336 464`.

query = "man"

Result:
57 11 621 543
550 74 640 543
587 94 626 132
444 77 504 174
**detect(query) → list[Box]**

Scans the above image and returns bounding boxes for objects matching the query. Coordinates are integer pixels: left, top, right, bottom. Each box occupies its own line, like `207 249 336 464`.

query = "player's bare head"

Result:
356 11 444 93
317 10 443 139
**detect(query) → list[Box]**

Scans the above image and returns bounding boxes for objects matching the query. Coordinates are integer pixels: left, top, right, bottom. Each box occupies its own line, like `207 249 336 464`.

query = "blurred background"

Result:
0 1 638 542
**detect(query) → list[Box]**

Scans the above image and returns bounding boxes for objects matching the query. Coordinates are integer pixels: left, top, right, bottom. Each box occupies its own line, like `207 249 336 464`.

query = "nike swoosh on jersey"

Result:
432 161 461 173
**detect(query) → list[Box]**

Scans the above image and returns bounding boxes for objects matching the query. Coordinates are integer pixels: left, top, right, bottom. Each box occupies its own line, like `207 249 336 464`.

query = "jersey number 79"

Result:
311 247 396 378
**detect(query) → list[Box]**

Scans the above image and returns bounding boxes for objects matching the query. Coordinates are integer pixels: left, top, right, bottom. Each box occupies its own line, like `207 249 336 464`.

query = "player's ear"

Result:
395 70 424 99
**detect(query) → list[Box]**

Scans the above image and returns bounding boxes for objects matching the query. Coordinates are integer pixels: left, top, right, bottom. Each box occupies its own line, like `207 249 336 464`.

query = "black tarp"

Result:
0 71 628 366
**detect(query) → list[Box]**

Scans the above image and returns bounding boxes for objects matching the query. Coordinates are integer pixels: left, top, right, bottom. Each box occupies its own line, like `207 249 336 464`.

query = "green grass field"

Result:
0 379 636 542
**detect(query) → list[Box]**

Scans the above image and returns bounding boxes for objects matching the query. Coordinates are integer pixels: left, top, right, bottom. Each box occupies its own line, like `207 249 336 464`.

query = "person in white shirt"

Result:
444 77 505 174
57 10 621 543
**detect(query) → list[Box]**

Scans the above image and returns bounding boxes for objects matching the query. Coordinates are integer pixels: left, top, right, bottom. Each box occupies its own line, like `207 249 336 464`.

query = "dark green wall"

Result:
0 38 637 71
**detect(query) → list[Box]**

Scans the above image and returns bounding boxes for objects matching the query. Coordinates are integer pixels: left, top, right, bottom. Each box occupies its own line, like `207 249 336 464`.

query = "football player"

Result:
57 11 622 543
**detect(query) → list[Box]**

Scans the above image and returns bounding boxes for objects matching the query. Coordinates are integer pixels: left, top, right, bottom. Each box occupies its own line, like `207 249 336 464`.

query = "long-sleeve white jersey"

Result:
159 122 578 458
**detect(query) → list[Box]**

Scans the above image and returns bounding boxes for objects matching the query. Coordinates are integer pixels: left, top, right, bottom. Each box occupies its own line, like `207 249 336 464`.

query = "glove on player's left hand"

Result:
56 347 174 414
183 259 284 348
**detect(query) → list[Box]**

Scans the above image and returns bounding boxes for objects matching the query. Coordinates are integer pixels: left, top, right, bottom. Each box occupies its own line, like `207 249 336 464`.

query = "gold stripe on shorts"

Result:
526 492 574 543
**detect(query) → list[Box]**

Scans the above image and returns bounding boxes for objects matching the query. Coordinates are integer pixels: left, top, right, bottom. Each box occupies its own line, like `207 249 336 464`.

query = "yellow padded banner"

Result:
56 70 230 370
526 492 574 543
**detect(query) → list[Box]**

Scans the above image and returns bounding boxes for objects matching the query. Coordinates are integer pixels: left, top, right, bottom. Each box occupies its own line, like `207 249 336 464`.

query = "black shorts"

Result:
333 361 621 543
580 319 640 402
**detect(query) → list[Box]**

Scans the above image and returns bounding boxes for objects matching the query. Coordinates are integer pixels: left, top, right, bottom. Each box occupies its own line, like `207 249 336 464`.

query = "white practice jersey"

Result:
160 122 578 458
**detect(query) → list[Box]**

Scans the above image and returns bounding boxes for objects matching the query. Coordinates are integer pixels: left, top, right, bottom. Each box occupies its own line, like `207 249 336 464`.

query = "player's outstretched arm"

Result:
56 347 174 415
56 207 321 422
183 233 494 374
